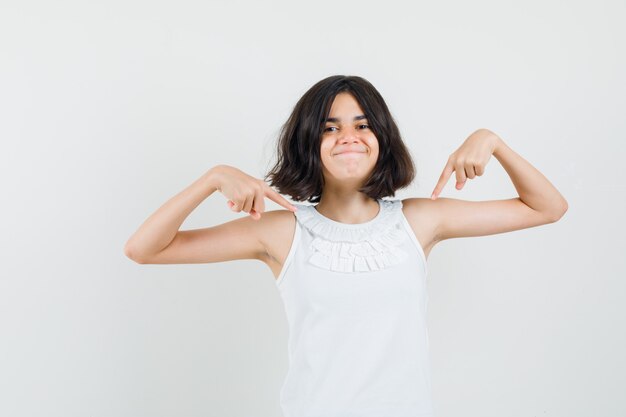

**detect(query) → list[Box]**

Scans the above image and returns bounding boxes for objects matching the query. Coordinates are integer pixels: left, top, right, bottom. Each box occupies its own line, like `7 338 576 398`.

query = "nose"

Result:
338 126 362 143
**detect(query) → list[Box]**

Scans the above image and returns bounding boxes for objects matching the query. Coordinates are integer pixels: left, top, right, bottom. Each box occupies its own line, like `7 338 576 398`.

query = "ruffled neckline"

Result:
293 199 410 273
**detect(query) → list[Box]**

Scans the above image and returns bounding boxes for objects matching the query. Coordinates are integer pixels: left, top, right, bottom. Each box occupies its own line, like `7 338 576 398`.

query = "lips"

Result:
333 149 367 156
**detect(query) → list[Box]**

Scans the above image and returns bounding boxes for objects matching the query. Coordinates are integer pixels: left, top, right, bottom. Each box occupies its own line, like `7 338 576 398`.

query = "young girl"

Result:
124 75 568 417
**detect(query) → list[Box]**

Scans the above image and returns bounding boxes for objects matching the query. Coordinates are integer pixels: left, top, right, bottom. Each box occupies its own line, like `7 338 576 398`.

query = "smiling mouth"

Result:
334 151 366 156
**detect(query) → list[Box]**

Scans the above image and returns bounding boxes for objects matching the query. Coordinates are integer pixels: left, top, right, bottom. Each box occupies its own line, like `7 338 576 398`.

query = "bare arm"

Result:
491 135 568 218
123 164 297 265
423 129 568 242
123 166 223 262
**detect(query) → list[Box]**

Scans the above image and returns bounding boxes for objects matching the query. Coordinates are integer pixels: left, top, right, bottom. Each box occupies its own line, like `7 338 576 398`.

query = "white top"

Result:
275 198 434 417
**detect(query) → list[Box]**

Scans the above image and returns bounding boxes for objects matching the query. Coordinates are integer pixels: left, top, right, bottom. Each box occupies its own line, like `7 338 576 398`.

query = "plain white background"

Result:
1 0 624 416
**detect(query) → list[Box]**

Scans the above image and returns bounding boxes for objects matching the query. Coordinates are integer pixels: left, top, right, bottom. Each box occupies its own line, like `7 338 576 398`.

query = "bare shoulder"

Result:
255 208 298 279
401 197 442 260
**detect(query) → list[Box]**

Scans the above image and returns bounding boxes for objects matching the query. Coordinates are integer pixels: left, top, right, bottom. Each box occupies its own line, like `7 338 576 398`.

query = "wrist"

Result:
491 133 505 157
204 165 224 193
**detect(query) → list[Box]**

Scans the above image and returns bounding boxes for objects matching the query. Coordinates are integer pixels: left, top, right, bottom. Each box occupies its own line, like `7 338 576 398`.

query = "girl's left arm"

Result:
472 129 567 216
425 129 568 242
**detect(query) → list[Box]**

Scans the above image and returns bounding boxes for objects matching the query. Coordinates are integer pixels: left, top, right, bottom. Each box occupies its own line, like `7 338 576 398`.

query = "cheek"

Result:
320 140 335 156
367 138 379 154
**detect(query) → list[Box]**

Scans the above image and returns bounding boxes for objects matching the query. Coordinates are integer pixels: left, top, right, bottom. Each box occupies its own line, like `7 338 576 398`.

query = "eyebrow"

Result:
324 114 368 123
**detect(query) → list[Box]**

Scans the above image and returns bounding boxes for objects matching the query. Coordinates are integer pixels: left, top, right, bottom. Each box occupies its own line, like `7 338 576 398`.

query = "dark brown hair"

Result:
263 75 416 203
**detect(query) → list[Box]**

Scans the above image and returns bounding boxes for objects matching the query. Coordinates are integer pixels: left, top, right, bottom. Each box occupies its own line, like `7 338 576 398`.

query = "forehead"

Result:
325 93 367 122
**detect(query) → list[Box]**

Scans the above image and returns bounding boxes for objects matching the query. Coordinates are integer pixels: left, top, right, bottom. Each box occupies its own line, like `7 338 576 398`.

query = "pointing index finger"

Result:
265 186 298 212
431 161 455 200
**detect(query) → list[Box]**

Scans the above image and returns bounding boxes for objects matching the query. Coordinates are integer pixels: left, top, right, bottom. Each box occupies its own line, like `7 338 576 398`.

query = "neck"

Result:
315 192 380 224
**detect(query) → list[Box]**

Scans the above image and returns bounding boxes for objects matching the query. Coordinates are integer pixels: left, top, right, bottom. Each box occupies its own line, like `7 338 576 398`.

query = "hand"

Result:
211 165 298 220
431 129 501 200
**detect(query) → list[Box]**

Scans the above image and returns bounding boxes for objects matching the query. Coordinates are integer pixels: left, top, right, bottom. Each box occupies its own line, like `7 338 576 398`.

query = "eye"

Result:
324 125 369 132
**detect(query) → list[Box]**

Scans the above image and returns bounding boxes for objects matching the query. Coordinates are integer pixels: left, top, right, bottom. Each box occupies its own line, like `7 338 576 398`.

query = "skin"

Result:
124 91 568 280
314 92 382 224
258 92 569 279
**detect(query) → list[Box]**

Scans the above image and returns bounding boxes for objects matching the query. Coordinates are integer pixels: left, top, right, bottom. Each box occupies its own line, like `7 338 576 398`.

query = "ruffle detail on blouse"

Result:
294 199 410 273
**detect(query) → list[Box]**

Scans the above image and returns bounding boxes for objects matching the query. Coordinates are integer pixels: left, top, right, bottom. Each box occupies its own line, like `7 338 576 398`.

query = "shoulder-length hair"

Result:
264 75 416 203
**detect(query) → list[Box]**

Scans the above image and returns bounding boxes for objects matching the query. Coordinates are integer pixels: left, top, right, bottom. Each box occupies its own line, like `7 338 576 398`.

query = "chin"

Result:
328 167 376 180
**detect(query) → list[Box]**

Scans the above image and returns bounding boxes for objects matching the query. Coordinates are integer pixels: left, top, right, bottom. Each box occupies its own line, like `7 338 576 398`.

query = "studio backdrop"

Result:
1 1 624 416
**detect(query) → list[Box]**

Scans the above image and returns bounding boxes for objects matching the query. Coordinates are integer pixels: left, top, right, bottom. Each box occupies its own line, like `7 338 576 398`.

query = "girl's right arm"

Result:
123 164 297 265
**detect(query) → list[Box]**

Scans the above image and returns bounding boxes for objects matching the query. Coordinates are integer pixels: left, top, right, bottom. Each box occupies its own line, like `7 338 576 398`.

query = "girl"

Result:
124 75 568 417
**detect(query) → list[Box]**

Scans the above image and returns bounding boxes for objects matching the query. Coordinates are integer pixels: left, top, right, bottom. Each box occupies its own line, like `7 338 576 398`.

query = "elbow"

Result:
124 242 147 264
123 243 137 262
547 199 568 223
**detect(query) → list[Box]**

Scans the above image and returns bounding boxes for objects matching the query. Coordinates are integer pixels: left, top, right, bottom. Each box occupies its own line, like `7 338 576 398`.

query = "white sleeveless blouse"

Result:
275 198 434 417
